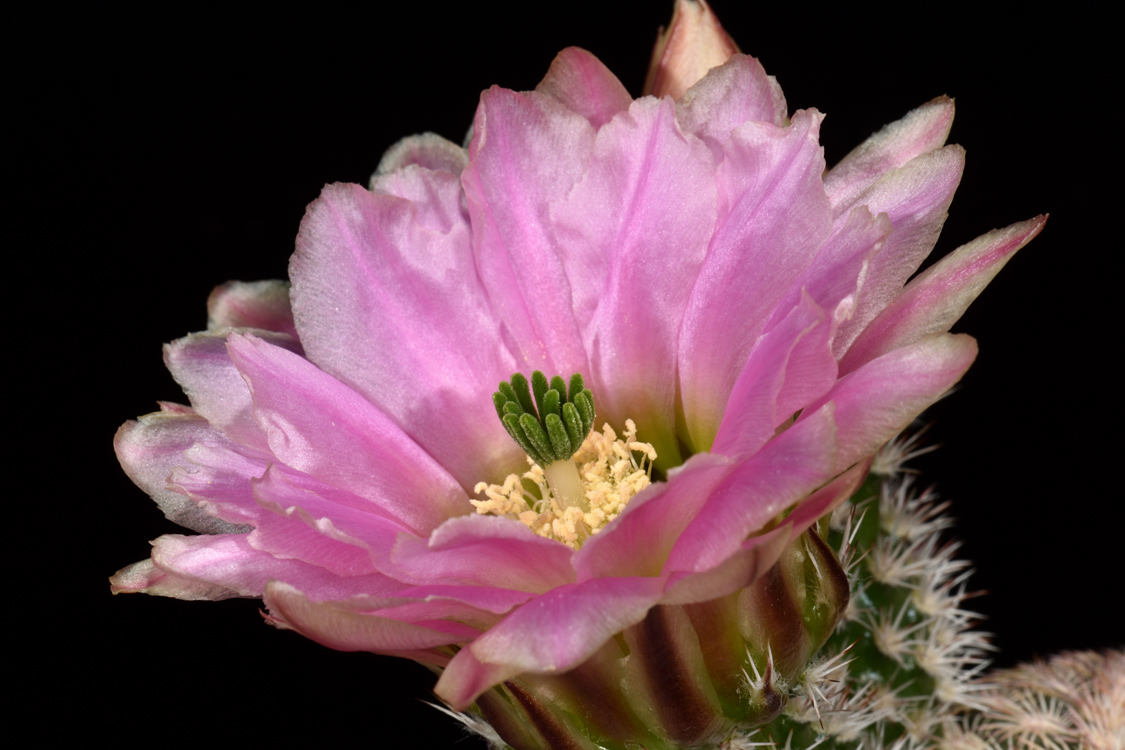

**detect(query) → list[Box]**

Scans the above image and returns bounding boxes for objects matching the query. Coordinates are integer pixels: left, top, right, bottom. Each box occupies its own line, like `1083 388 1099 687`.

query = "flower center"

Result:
475 372 657 549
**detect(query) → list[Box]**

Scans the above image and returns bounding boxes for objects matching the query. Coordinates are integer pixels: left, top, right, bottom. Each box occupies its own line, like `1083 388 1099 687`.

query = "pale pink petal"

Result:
436 576 667 710
109 558 242 601
226 333 471 535
390 515 575 593
574 453 734 581
115 409 251 534
661 524 791 605
206 279 298 339
805 334 978 472
150 533 404 601
643 0 740 100
393 584 537 615
666 403 837 573
679 110 832 452
824 96 955 213
765 206 893 333
372 132 468 177
535 47 633 129
712 292 836 461
164 329 301 452
249 463 417 578
550 96 715 467
462 86 595 375
289 180 523 491
264 581 477 657
779 461 871 537
168 442 269 526
833 146 965 358
840 216 1047 375
677 54 787 158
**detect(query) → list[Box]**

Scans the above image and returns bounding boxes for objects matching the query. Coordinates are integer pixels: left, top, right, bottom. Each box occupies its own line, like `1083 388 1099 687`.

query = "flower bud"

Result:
643 0 740 99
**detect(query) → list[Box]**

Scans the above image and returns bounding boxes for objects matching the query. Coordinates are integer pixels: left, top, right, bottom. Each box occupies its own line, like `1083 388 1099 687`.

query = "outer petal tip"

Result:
644 0 740 100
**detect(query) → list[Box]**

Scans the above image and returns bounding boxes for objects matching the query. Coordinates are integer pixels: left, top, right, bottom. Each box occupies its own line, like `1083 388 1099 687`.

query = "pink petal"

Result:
535 47 633 129
573 453 734 581
840 216 1047 375
115 409 251 534
393 584 536 615
150 533 403 601
805 334 978 472
712 291 836 461
264 581 477 657
109 558 242 601
206 279 298 339
169 442 269 526
390 514 575 593
779 461 871 537
679 110 832 452
666 402 837 574
824 96 955 213
661 524 792 605
436 576 667 710
164 329 301 452
372 132 468 177
289 179 523 491
462 86 595 376
549 96 716 467
833 145 966 359
764 205 893 333
676 54 787 158
226 332 470 535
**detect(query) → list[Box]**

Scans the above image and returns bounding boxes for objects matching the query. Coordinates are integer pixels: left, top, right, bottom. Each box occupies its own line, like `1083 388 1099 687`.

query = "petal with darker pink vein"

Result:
765 205 892 334
169 442 270 526
151 533 405 601
679 109 832 453
462 86 595 376
264 581 478 658
666 403 837 574
536 47 633 129
805 334 977 472
550 95 715 469
207 279 298 339
115 408 252 534
436 576 667 709
226 333 470 535
824 96 954 213
713 291 837 461
394 584 537 615
289 178 523 492
390 514 575 593
840 216 1047 375
574 453 733 581
833 146 965 359
662 524 791 605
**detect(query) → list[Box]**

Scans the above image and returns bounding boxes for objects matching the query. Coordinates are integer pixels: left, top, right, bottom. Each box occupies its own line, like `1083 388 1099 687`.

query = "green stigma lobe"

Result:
494 370 596 464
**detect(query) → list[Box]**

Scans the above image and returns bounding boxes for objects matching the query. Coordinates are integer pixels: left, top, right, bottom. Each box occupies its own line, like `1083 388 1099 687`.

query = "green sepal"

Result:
502 413 536 461
561 402 583 451
542 389 561 420
545 413 572 460
510 373 537 418
519 413 553 466
550 375 568 401
492 392 508 421
531 371 550 421
567 373 585 403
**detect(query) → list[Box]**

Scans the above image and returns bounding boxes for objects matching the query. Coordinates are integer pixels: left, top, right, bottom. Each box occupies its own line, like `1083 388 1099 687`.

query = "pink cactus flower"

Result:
110 1 1043 745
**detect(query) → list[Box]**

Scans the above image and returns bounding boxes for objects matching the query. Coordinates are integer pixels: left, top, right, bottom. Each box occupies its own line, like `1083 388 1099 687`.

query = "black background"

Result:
25 2 1114 745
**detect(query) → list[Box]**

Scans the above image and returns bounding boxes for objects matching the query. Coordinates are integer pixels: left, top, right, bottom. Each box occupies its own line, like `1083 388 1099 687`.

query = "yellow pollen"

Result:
472 419 657 550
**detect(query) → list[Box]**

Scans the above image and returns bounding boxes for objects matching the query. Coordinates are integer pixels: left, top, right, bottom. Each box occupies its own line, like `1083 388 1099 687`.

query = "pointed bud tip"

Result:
643 0 740 100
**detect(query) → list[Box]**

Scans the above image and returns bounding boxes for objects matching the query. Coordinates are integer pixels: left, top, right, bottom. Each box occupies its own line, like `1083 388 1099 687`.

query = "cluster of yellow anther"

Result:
472 420 657 550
